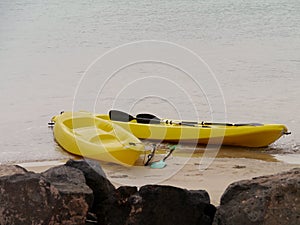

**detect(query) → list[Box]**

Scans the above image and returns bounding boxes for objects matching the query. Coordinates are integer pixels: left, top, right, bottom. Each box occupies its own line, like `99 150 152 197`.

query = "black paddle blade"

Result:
136 113 161 124
109 110 135 122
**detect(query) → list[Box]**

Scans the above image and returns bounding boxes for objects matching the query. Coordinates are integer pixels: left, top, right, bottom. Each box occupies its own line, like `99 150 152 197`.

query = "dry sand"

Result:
19 155 300 206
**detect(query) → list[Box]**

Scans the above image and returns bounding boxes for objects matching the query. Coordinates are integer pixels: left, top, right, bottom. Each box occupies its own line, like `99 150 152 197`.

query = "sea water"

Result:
0 0 299 164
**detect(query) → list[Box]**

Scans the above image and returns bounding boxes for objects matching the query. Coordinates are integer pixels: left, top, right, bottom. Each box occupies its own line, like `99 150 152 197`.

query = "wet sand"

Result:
19 155 299 206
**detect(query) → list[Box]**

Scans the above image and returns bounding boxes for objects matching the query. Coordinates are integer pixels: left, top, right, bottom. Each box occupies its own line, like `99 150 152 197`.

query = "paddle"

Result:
109 110 160 124
150 145 176 169
109 110 195 126
136 113 199 126
136 113 263 127
109 110 135 122
109 110 262 127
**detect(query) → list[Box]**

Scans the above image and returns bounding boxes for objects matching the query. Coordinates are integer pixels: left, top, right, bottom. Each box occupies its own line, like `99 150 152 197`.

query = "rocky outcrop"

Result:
1 160 298 225
41 165 94 222
65 159 116 224
129 185 216 225
213 168 300 225
97 184 215 225
65 159 115 205
99 186 139 225
0 164 93 225
0 160 216 225
64 160 216 225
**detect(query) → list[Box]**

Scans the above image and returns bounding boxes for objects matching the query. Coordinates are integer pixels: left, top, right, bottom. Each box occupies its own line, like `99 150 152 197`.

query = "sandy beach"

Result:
19 155 300 206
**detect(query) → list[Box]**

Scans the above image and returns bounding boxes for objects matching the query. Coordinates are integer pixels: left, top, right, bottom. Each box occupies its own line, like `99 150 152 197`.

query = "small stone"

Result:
233 165 246 169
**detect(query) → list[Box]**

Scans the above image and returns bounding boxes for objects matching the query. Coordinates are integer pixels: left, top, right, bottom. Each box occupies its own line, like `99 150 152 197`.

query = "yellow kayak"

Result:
96 110 290 148
51 111 144 166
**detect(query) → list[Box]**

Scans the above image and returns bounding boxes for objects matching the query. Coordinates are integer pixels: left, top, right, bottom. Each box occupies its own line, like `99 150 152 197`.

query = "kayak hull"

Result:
52 112 144 166
97 114 288 147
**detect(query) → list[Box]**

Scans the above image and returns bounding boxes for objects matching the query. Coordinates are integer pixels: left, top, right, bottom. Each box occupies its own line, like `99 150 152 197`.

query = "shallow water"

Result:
0 0 299 164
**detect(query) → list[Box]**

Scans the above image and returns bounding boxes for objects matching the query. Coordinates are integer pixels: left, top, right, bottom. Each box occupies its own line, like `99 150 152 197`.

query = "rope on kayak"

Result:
144 144 157 166
129 142 159 166
143 144 177 167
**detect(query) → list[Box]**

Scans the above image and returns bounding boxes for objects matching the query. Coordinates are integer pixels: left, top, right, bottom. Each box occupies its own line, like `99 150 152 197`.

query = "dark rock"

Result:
66 159 107 178
130 185 216 225
188 189 211 204
94 184 215 225
42 164 94 206
0 164 93 225
213 168 300 225
99 186 138 225
0 172 52 225
65 159 115 208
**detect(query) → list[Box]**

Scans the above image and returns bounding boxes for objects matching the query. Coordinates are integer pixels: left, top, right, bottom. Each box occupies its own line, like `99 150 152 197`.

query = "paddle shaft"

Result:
161 119 234 127
109 110 262 127
136 113 262 127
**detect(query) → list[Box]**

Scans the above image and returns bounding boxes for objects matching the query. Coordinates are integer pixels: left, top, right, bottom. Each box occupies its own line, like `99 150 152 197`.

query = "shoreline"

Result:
18 156 300 206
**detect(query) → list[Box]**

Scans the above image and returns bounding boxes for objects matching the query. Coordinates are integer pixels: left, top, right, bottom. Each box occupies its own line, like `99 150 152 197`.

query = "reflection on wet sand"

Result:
149 143 279 162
